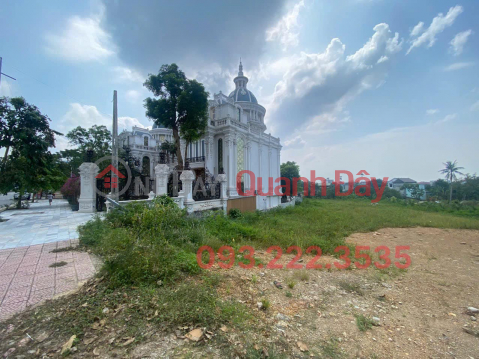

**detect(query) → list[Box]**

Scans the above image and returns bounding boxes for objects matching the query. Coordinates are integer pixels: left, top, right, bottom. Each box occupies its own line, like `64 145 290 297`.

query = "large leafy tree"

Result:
0 97 64 207
60 125 111 175
439 160 464 203
280 161 301 196
144 64 209 170
428 179 449 200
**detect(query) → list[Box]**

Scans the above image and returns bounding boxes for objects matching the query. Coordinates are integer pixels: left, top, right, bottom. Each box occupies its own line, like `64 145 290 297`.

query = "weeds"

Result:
261 299 271 311
338 280 364 296
293 270 310 282
50 246 77 253
49 261 67 268
319 337 342 358
355 314 375 331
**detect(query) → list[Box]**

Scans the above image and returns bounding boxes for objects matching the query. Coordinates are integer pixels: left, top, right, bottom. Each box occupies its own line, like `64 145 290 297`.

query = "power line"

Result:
0 57 17 86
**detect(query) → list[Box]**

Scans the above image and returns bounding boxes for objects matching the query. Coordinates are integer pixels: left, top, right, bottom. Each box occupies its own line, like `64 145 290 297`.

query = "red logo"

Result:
95 165 126 189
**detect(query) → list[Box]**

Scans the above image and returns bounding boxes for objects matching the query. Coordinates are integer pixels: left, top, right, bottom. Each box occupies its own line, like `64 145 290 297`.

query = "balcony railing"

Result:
186 156 205 163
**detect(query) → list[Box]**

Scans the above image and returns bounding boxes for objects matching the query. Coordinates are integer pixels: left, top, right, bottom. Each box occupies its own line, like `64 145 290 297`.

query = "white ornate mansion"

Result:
118 62 282 210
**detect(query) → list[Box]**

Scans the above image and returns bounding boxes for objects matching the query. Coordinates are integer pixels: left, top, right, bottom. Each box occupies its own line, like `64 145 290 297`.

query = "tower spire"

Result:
238 58 243 76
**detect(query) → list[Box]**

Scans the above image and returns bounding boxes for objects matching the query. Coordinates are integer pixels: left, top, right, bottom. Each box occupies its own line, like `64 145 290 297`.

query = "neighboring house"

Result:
388 178 428 200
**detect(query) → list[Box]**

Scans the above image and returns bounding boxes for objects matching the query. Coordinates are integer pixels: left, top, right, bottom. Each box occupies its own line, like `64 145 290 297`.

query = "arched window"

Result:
218 138 223 173
142 156 150 177
144 137 149 147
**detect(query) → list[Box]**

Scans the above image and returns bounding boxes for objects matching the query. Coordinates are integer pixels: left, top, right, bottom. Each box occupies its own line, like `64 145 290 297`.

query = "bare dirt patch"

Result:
206 227 479 358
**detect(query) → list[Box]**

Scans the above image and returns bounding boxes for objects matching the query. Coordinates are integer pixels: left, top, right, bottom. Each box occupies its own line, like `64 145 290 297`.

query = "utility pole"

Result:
112 90 119 199
0 57 17 86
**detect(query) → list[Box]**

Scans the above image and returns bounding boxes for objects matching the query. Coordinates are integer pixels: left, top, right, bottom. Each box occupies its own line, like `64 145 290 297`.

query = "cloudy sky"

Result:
1 0 478 181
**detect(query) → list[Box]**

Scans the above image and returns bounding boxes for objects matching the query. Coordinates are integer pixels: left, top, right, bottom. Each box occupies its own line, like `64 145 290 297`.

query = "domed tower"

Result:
228 60 266 127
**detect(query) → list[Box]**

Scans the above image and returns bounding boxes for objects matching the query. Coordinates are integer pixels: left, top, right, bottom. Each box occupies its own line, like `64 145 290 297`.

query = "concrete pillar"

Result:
154 164 169 196
180 170 195 213
218 173 228 213
78 162 100 213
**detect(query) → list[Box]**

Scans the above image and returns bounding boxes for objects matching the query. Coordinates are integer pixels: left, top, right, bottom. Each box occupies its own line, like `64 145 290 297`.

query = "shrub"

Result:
60 176 80 204
228 208 242 219
78 195 206 286
389 196 397 203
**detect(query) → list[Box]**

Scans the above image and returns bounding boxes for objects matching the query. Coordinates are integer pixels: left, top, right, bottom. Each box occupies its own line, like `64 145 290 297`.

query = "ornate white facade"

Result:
118 62 282 210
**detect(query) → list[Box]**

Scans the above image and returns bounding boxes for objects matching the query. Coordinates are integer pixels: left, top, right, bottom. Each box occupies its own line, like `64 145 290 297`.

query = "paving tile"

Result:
0 239 97 321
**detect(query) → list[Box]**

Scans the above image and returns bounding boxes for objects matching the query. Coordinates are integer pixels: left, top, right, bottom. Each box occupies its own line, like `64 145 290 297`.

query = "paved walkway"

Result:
0 199 95 250
0 239 98 321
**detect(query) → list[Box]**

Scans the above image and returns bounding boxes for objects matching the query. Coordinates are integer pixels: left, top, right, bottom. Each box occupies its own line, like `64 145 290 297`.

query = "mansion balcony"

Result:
185 156 205 169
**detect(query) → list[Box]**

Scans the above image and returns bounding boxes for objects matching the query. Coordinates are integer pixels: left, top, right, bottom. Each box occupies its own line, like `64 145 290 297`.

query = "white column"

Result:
218 173 228 213
154 164 169 196
78 162 100 213
180 170 195 213
258 147 262 193
226 135 238 197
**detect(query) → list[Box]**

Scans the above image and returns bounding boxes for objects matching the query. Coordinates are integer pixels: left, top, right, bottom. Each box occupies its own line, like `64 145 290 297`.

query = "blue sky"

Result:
1 0 478 181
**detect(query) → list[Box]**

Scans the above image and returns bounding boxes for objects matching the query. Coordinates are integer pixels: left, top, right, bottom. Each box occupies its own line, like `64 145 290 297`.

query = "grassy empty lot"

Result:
2 197 479 358
205 198 479 253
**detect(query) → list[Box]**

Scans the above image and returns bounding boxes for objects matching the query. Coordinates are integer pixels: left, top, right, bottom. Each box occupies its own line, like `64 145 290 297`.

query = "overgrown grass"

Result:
78 197 479 287
204 198 479 255
78 196 204 286
391 199 479 218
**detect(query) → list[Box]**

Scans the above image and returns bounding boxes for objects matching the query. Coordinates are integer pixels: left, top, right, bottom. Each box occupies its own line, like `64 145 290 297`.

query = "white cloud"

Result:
112 66 145 83
377 55 389 64
443 62 475 71
283 135 306 148
0 77 19 97
410 22 425 37
44 7 116 62
59 103 145 135
118 117 146 130
449 30 473 56
407 5 463 55
426 109 439 115
471 100 479 112
125 90 142 103
435 113 457 124
266 0 305 50
267 23 402 141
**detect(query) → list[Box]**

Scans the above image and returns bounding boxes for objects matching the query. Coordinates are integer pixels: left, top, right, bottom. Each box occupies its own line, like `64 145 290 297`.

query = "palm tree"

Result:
439 160 464 203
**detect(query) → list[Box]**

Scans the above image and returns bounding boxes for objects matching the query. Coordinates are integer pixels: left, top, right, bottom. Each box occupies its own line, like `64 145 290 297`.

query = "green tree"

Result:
429 179 449 200
160 140 177 163
144 64 209 170
439 160 464 203
280 161 301 196
401 183 425 200
60 125 112 175
457 174 479 201
0 97 63 207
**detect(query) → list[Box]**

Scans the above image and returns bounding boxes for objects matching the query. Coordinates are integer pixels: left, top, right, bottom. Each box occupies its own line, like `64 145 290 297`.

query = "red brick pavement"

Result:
0 240 97 321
